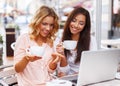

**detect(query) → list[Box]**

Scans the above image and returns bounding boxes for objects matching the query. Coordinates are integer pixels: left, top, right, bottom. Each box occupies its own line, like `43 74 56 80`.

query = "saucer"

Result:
46 79 72 86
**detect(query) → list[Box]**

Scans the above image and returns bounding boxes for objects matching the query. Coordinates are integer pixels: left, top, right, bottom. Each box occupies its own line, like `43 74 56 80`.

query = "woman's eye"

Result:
50 24 54 27
72 19 76 22
79 23 84 25
42 22 47 25
79 22 85 25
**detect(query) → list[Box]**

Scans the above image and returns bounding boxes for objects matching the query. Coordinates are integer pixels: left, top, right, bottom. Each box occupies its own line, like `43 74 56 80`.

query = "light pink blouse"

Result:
14 33 54 86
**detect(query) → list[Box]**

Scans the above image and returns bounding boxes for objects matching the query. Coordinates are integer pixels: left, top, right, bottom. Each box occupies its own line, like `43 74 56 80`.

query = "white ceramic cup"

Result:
26 46 45 57
63 40 77 50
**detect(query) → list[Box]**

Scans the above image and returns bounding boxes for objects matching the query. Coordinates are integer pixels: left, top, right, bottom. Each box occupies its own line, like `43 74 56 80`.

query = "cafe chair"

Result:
0 65 18 86
10 42 15 51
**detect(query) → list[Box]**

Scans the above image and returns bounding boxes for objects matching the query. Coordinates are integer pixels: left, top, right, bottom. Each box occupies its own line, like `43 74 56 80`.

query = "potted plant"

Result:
0 34 3 44
0 34 3 65
6 22 20 38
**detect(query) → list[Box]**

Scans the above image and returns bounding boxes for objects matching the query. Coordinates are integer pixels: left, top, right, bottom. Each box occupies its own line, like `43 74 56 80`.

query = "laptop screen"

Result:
77 49 120 86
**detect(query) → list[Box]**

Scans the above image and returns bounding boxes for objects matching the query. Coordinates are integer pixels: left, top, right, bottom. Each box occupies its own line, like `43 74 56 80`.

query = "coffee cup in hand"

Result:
26 46 45 57
63 40 77 50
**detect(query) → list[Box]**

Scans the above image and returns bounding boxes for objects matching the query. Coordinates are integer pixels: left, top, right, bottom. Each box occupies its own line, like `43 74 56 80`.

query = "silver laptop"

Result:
77 49 120 86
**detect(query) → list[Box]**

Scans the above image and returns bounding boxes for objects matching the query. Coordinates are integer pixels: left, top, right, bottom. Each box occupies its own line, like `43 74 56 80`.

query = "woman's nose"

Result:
74 22 79 27
46 25 51 30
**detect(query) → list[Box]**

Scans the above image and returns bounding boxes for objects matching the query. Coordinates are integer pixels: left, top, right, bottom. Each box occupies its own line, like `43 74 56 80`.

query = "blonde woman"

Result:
14 6 67 86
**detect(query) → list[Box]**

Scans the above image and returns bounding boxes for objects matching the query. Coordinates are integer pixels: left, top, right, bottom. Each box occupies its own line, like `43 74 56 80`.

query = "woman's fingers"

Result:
51 53 62 63
53 56 61 63
57 72 66 77
28 56 42 62
51 53 57 60
56 43 64 54
52 53 64 58
51 53 66 63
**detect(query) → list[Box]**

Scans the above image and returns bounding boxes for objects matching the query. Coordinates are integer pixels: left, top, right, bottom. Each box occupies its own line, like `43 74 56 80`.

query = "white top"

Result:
14 33 54 86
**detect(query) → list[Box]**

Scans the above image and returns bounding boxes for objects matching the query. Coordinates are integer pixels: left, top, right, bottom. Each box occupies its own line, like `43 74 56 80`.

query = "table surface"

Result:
88 79 120 86
101 39 120 48
101 39 120 45
37 79 120 86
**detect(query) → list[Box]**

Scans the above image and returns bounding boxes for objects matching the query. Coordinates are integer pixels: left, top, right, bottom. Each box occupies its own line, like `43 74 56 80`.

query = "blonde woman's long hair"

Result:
29 5 59 46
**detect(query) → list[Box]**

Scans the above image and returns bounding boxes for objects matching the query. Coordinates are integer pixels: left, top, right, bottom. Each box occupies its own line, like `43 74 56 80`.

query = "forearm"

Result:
60 57 68 67
15 56 29 73
55 53 67 67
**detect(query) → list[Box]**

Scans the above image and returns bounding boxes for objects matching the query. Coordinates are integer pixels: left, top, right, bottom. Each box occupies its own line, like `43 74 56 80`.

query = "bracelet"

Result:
25 56 30 62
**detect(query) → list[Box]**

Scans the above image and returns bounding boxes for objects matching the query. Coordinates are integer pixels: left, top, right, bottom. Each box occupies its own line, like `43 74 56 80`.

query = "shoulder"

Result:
15 33 30 45
19 33 29 38
17 33 29 41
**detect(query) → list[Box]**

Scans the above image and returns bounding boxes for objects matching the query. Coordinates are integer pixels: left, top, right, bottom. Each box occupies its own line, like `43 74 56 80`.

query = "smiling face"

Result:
69 14 86 37
38 16 54 38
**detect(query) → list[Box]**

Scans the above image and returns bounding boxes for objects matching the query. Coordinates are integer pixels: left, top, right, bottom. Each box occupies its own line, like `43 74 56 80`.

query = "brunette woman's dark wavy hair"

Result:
62 7 91 63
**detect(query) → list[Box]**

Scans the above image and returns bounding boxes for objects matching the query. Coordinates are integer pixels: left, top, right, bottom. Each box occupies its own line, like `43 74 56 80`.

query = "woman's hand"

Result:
26 55 42 62
56 42 64 55
51 53 62 63
49 53 67 70
26 48 42 62
15 55 42 73
51 53 67 66
58 72 66 77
